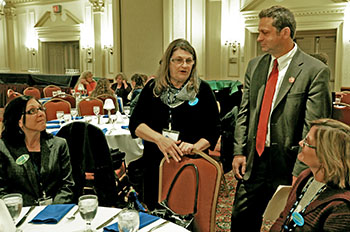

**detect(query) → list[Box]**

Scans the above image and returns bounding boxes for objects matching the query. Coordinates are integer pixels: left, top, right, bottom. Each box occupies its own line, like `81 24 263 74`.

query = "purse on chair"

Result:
151 163 199 229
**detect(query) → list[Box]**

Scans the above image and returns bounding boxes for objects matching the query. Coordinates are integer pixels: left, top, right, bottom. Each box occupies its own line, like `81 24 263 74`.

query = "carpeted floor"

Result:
215 170 237 231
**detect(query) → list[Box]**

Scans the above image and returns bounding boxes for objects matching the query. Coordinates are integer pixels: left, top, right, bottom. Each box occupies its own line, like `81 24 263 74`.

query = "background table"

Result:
17 205 189 232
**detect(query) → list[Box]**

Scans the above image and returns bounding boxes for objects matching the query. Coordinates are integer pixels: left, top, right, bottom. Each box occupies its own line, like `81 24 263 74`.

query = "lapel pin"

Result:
289 77 295 83
16 154 30 165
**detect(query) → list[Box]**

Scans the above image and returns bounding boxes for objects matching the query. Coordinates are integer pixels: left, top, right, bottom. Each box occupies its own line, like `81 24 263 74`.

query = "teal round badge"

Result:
292 212 304 226
188 97 199 106
16 154 30 165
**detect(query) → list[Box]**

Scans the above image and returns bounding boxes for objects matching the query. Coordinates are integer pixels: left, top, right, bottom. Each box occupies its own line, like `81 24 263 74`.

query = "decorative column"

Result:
89 0 104 77
4 3 18 72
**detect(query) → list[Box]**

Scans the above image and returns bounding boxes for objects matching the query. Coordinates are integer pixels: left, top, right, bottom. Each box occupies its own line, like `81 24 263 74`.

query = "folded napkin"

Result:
102 128 108 134
46 125 61 129
46 120 64 124
103 115 109 118
103 212 159 232
51 130 59 136
121 125 129 130
30 204 75 224
75 116 84 120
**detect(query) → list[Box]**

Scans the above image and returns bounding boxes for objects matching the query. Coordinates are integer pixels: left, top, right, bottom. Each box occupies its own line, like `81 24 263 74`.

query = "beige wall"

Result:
119 0 163 80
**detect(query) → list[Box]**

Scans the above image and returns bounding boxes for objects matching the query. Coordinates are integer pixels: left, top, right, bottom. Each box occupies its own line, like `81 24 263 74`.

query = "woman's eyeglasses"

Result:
170 57 194 65
302 137 316 149
25 106 46 115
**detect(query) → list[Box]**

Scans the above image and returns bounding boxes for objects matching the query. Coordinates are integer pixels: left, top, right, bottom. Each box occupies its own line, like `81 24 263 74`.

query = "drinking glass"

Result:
71 108 78 120
117 208 140 232
56 111 64 124
2 193 23 230
93 106 100 120
123 106 130 117
78 195 98 232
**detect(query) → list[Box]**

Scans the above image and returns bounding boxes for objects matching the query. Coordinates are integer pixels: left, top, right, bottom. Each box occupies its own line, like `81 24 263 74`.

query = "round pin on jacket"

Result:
188 97 199 106
16 154 30 165
292 211 304 226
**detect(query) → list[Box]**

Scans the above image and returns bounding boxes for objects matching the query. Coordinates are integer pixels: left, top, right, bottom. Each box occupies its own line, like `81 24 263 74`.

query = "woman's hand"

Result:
156 136 183 163
80 79 89 85
179 142 194 155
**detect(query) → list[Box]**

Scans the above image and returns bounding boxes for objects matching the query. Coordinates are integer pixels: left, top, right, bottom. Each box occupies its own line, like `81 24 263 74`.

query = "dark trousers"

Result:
230 148 278 232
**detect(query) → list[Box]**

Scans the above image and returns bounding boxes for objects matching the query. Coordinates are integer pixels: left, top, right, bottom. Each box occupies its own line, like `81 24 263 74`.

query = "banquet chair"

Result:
78 97 103 116
43 85 62 97
43 98 71 121
56 121 118 207
332 102 350 125
6 89 22 103
96 94 118 114
23 87 41 100
340 91 350 104
54 93 76 108
159 150 222 232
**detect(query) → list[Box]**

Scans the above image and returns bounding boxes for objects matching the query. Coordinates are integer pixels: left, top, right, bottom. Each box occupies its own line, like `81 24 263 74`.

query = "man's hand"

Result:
232 155 246 180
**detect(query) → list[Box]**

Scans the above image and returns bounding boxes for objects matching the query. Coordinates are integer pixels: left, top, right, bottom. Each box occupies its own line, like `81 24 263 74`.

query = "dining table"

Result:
46 114 144 166
16 205 190 232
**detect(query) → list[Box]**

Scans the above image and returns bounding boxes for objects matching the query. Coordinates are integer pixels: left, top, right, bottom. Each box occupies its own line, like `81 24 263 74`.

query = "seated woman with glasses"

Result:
129 38 220 209
270 118 350 232
0 96 75 206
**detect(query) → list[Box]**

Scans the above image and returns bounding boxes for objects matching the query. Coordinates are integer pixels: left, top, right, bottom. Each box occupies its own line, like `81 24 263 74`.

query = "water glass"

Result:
78 195 98 232
71 108 78 120
2 193 23 224
117 208 140 232
56 111 64 124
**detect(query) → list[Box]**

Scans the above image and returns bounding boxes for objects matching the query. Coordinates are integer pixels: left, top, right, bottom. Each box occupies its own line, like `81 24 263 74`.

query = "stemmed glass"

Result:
78 195 98 232
2 193 23 231
93 106 100 122
117 208 140 232
71 108 78 120
56 111 64 125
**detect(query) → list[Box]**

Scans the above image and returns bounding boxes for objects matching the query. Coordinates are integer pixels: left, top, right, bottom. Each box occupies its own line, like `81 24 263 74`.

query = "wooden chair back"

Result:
43 85 62 97
332 102 350 125
23 87 41 100
55 93 76 108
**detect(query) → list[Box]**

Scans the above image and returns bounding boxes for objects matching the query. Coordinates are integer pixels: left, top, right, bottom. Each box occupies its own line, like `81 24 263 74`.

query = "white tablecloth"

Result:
17 206 189 232
46 115 144 166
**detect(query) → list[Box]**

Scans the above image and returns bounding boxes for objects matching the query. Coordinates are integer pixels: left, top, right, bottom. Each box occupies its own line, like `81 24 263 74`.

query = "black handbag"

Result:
151 163 199 230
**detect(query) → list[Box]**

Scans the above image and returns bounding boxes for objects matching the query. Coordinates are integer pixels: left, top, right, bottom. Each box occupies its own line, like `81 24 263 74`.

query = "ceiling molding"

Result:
6 0 78 7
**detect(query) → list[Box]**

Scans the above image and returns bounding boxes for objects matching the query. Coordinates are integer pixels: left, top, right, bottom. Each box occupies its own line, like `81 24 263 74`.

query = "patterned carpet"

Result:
215 170 237 231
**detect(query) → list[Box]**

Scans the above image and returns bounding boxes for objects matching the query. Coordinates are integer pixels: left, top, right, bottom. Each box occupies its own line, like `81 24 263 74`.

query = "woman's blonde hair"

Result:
74 71 93 89
312 118 350 189
114 72 126 81
90 78 114 98
153 39 199 97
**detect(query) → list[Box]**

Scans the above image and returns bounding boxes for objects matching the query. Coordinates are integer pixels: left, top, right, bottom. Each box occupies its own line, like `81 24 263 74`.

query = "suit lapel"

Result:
273 48 303 111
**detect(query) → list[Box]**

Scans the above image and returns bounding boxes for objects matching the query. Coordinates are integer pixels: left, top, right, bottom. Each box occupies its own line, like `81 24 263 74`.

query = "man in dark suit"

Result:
230 5 332 231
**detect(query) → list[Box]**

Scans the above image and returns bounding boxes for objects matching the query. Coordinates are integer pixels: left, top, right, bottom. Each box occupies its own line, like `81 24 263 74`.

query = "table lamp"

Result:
103 98 115 123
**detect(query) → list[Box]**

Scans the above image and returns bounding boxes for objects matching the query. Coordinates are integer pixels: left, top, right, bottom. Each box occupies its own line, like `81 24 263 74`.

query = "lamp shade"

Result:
77 83 85 91
103 98 115 110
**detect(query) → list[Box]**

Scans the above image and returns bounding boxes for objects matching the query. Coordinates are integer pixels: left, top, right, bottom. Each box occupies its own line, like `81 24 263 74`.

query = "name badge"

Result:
16 154 30 165
162 129 180 141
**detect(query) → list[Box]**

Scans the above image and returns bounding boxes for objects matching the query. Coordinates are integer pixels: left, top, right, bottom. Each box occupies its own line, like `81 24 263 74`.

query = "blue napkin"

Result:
102 128 108 134
30 204 75 224
46 120 64 124
46 125 61 129
103 115 109 118
51 130 59 136
121 125 129 130
75 116 84 120
103 212 159 232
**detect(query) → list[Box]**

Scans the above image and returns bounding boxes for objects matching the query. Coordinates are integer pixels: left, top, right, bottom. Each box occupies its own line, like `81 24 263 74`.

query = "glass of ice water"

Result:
78 195 98 232
117 208 140 232
2 193 23 225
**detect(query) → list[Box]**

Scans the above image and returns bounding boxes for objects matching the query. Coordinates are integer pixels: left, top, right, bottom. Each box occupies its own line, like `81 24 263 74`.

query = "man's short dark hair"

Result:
259 5 296 39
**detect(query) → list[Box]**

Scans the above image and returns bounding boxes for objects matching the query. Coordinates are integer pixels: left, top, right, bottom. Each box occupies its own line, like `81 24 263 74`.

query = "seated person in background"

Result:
111 72 132 105
0 96 75 206
90 77 115 98
128 73 145 102
74 71 97 96
271 118 350 232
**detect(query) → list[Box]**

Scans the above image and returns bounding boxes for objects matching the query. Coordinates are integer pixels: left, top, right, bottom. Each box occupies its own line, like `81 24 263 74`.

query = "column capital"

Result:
89 0 104 13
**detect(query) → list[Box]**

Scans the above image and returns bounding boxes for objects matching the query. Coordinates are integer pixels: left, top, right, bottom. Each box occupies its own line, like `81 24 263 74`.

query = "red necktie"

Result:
256 59 279 156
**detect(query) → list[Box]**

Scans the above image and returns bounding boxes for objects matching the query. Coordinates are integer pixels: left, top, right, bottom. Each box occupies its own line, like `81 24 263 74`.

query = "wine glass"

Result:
93 106 100 121
2 193 23 231
78 195 98 232
56 111 64 124
117 208 140 232
71 108 78 120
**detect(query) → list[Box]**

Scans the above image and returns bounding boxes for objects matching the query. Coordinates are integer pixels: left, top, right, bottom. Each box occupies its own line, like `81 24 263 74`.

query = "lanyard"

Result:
167 90 180 130
282 177 326 231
